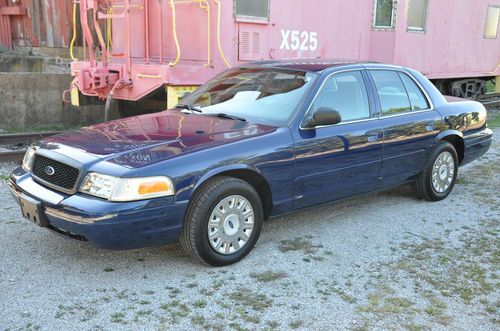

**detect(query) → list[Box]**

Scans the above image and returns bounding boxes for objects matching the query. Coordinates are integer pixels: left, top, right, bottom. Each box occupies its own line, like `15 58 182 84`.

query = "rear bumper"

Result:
9 167 187 250
461 128 493 166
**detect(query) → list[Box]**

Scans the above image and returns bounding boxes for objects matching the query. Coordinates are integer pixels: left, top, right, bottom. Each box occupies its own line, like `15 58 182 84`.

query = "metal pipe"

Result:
126 0 131 75
80 1 95 66
70 1 78 61
145 0 150 64
214 0 231 68
168 0 181 66
159 0 164 64
93 9 108 67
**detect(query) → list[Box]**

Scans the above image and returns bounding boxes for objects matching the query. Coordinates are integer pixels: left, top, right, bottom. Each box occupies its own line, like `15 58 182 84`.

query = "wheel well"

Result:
213 170 273 219
441 135 464 164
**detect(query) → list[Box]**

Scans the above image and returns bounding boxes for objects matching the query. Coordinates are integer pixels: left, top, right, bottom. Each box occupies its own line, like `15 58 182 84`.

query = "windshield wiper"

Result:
204 113 247 122
175 103 203 113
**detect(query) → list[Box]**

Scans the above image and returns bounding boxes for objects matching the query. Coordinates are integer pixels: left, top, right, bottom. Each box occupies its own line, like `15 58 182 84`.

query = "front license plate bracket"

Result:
20 194 49 227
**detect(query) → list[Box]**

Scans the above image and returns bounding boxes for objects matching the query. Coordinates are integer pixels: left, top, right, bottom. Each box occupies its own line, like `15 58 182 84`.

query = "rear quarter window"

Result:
399 72 430 110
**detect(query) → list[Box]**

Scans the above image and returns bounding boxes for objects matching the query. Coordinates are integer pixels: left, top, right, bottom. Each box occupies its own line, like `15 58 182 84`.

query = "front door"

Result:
292 70 383 209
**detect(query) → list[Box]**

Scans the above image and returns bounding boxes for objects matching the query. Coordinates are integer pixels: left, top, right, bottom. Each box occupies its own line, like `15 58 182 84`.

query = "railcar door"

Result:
292 70 383 209
367 70 441 186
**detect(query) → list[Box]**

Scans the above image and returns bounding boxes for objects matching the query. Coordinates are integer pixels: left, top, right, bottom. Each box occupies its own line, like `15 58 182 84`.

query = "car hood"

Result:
38 111 277 168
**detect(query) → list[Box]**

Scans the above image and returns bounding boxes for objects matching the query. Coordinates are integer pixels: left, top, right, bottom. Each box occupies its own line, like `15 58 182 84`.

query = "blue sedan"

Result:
9 60 493 266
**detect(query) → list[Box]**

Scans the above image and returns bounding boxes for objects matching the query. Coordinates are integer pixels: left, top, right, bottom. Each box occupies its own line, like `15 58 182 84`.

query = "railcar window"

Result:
311 71 370 123
398 73 430 111
374 0 395 28
370 70 412 116
407 0 429 31
485 6 500 39
235 0 269 20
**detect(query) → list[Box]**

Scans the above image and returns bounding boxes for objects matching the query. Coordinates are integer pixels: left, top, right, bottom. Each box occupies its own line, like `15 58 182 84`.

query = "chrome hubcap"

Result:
432 151 455 193
207 195 254 255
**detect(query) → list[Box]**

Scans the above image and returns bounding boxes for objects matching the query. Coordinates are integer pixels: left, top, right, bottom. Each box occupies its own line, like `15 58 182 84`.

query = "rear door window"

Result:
370 70 412 116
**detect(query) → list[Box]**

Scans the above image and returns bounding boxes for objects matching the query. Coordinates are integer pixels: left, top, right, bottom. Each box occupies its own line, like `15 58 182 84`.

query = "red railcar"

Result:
2 0 500 109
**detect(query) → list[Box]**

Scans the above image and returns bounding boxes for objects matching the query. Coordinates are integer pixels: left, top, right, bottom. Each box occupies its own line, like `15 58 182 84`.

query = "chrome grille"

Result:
32 154 80 192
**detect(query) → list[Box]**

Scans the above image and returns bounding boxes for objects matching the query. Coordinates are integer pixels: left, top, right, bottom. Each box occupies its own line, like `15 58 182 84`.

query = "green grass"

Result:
110 312 127 324
279 237 319 253
487 111 500 128
486 79 495 93
357 293 414 315
2 124 75 134
289 320 304 329
229 287 273 311
249 270 288 283
192 299 207 308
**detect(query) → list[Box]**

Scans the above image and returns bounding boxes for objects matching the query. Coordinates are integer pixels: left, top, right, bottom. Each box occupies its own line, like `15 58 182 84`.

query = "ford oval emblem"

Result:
44 166 55 176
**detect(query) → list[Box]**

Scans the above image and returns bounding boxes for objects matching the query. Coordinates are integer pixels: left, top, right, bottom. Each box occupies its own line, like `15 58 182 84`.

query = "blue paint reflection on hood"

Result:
39 110 277 168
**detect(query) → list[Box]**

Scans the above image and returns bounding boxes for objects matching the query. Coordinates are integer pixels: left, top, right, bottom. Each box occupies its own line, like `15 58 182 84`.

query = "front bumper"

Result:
8 168 188 250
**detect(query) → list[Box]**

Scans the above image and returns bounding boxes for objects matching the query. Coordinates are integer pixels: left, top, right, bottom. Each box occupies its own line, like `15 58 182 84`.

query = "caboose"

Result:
58 0 500 113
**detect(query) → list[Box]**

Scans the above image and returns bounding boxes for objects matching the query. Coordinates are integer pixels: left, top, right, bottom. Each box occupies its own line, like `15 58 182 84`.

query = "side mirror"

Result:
303 107 342 128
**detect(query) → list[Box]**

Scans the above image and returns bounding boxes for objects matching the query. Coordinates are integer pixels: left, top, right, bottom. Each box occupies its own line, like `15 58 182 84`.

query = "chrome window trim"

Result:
375 108 434 119
368 67 435 116
299 67 436 130
299 69 374 131
305 117 380 130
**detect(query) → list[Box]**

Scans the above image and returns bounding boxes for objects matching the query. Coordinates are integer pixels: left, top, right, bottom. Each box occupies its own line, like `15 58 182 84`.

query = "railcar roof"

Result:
242 59 376 72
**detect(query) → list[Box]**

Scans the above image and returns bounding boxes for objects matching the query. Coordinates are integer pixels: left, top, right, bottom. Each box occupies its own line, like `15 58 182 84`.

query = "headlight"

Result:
80 173 175 202
22 147 37 172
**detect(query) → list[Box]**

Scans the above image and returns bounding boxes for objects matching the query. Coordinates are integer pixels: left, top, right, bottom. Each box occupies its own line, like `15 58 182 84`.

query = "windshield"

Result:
179 68 318 126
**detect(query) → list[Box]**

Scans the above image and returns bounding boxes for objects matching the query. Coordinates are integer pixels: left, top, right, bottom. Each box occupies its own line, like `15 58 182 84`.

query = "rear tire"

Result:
412 141 458 201
180 176 263 266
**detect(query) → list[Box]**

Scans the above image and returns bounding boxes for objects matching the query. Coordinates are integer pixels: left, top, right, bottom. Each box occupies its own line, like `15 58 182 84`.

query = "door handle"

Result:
366 130 381 142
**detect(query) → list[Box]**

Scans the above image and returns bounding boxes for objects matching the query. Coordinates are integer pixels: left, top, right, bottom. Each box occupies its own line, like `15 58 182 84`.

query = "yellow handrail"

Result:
170 0 212 67
214 0 231 68
106 7 113 59
169 0 181 66
199 0 211 67
137 73 162 78
70 1 78 61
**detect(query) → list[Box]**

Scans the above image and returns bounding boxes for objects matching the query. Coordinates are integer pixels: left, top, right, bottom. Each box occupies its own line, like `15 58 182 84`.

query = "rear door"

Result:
292 70 383 209
368 69 441 186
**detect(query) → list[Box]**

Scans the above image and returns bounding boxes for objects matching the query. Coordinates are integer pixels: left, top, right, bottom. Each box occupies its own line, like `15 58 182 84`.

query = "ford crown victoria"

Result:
9 61 493 266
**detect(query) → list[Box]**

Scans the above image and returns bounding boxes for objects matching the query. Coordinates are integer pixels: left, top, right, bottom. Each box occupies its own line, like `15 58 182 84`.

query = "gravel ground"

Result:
0 130 498 331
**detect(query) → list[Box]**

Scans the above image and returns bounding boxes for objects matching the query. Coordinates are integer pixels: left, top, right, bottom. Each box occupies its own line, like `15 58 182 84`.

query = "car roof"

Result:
242 59 378 72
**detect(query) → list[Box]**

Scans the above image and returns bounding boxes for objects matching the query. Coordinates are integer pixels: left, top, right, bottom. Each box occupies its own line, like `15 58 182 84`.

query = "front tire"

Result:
412 141 458 201
180 176 263 266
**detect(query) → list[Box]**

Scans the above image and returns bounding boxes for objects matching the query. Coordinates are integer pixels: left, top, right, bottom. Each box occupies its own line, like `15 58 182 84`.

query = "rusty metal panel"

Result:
0 0 73 48
0 0 12 48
